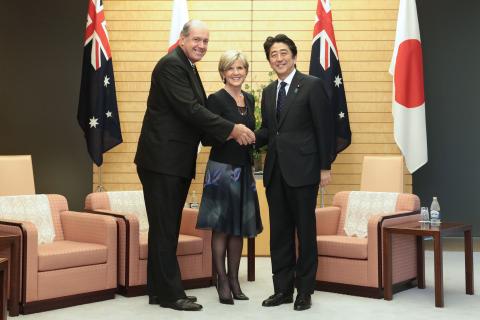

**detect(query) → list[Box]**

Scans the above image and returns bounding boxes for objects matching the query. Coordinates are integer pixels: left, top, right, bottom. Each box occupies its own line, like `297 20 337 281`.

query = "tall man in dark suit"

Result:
256 34 333 311
134 20 255 311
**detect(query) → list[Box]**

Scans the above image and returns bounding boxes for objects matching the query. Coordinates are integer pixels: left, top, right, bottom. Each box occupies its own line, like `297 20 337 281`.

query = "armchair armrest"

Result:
366 210 420 287
83 209 140 246
83 209 141 286
315 207 341 235
60 211 117 288
61 211 117 245
0 219 39 302
179 208 212 278
180 208 210 240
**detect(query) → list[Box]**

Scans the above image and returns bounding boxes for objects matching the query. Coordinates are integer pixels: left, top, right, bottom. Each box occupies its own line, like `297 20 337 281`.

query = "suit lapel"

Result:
192 67 207 104
175 47 207 104
269 80 279 128
278 71 304 128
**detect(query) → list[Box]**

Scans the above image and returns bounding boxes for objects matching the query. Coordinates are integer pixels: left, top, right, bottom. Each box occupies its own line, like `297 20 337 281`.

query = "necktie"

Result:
276 81 287 120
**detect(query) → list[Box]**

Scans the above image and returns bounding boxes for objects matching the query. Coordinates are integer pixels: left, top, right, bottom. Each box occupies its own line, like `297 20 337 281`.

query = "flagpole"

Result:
96 165 105 192
321 187 325 208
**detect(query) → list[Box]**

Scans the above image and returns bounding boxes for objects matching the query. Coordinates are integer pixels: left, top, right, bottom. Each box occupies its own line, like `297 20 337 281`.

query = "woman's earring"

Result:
223 78 226 84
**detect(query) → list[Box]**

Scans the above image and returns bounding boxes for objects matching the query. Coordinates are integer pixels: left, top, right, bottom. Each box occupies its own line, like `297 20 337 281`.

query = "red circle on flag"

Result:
394 39 425 108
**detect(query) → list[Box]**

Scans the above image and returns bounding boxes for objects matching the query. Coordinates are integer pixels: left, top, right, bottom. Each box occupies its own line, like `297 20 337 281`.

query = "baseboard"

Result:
21 288 116 314
316 281 383 298
117 277 213 297
315 278 417 299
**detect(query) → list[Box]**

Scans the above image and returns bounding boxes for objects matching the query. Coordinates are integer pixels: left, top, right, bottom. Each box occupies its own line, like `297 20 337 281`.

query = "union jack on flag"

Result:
78 0 122 166
84 0 112 70
309 0 351 161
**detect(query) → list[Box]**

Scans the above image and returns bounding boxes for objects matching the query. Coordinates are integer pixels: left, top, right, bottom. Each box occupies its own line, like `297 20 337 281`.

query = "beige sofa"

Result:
315 191 420 297
0 194 117 314
84 191 212 296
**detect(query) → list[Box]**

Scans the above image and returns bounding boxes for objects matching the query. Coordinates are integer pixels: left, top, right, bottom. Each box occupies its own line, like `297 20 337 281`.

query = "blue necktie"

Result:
276 81 287 120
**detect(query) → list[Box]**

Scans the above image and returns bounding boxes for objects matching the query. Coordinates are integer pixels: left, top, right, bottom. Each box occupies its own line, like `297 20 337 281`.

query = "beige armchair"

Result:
0 155 35 196
84 191 212 296
0 194 117 314
315 191 420 297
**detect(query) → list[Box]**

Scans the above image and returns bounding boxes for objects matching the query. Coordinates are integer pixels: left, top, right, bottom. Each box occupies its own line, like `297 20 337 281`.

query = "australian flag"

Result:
78 0 122 166
309 0 351 162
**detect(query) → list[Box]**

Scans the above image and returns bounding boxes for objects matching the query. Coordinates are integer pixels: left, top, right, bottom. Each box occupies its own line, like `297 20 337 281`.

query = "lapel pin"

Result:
294 84 300 94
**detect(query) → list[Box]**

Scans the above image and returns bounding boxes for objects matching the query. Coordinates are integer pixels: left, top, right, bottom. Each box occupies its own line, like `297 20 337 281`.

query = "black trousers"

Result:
265 162 319 295
137 166 191 302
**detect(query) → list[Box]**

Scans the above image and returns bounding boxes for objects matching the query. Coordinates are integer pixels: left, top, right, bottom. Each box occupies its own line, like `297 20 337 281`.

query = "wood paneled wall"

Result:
95 0 410 206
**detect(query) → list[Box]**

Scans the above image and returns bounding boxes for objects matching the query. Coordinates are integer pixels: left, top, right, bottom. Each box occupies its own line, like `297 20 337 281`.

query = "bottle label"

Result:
190 203 199 209
430 210 440 219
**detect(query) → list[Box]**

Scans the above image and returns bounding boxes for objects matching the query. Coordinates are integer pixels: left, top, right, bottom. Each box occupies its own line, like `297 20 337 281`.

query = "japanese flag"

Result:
168 0 189 52
390 0 428 173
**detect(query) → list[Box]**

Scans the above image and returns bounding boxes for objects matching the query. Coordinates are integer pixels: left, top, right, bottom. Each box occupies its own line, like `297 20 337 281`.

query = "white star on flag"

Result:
339 111 345 119
106 110 112 118
334 75 342 87
104 75 110 87
89 117 99 128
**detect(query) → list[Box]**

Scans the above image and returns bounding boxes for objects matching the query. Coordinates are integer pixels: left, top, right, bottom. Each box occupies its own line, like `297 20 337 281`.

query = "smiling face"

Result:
223 59 247 89
268 42 296 80
180 26 209 63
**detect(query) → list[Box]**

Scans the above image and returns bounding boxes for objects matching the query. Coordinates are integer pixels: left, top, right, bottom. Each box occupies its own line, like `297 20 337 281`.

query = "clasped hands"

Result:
229 124 256 145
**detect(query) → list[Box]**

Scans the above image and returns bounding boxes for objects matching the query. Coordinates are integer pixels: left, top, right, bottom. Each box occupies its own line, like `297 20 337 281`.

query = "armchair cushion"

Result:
315 207 341 235
38 240 107 271
0 155 35 196
139 232 204 259
317 235 368 260
0 194 55 244
343 191 398 238
177 235 204 256
107 191 149 232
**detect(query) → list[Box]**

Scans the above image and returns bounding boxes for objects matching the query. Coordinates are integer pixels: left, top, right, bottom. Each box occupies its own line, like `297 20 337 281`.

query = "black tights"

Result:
211 231 244 299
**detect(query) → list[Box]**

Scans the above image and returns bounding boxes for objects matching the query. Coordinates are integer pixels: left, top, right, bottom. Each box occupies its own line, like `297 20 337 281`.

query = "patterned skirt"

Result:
196 160 263 237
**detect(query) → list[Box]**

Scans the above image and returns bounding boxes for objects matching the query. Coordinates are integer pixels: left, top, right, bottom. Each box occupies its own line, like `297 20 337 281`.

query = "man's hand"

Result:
320 170 332 188
228 124 256 145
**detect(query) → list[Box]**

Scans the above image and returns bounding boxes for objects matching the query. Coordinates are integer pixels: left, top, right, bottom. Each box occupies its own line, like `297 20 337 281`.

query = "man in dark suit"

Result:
256 34 333 311
134 20 255 311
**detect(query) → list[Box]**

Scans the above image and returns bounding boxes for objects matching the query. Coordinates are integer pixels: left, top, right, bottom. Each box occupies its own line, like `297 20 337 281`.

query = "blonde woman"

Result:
197 50 262 304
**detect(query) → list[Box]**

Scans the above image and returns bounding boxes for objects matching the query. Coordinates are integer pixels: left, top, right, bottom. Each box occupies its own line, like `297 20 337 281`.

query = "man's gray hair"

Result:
180 20 208 37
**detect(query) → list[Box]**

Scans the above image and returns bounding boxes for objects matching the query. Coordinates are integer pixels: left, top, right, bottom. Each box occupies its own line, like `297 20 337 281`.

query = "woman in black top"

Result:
196 50 262 304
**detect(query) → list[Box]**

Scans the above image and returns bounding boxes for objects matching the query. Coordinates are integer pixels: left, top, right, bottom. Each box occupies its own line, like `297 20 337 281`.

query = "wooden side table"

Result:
0 232 21 316
0 258 8 320
383 221 474 307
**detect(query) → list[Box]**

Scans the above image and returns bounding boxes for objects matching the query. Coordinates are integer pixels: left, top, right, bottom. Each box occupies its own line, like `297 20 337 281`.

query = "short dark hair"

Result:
263 34 297 60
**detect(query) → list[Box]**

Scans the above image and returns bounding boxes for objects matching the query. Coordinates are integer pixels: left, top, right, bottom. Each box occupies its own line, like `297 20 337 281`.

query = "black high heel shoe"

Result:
216 276 234 305
232 292 249 300
229 277 249 300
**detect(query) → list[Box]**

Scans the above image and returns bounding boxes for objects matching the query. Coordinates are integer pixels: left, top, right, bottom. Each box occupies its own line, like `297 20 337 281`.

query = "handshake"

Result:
229 124 256 145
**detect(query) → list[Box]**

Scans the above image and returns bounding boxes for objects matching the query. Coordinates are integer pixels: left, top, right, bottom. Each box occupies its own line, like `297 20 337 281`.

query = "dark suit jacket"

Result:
134 47 234 179
255 70 333 188
202 89 255 166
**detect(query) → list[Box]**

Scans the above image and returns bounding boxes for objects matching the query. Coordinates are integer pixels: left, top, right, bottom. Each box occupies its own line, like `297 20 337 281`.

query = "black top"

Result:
202 89 256 166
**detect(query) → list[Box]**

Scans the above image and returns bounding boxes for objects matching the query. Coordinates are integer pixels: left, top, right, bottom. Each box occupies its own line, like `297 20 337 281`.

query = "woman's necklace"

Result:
237 105 247 116
225 88 246 116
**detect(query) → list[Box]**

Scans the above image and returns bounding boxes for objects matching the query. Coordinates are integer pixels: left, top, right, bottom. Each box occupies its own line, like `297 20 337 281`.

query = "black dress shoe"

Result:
294 293 311 311
149 295 197 305
262 292 293 307
232 292 249 300
159 298 202 311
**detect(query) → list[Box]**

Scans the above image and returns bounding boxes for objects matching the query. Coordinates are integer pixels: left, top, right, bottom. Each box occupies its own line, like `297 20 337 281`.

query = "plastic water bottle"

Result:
190 191 199 209
430 197 441 226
